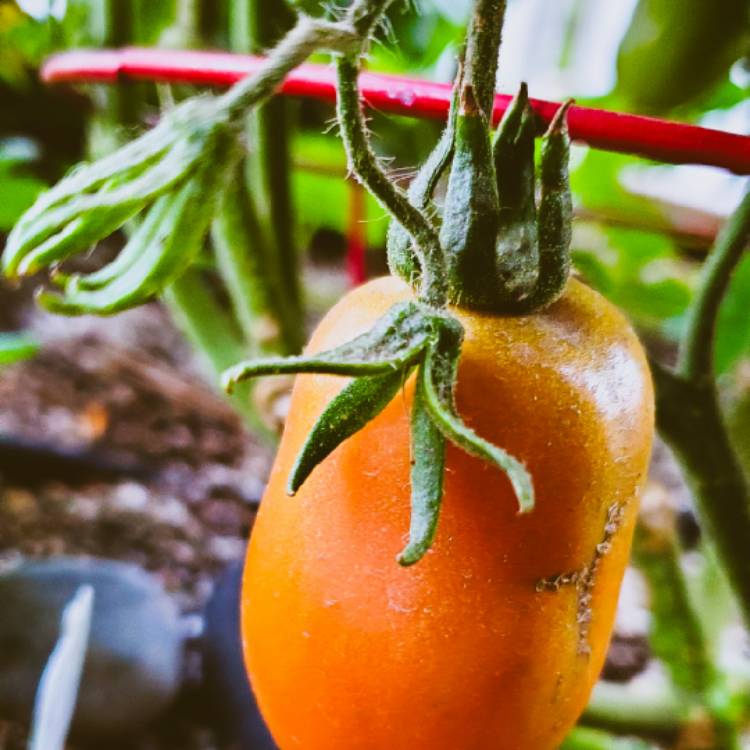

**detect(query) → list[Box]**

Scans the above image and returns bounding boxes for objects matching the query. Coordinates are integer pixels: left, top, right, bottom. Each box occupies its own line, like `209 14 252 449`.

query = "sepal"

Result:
387 67 462 285
288 370 406 495
222 301 431 389
420 316 534 513
397 379 446 566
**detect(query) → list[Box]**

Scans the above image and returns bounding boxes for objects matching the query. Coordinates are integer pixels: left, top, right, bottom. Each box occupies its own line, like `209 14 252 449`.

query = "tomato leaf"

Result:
288 370 406 495
3 95 234 281
397 378 446 566
37 141 237 316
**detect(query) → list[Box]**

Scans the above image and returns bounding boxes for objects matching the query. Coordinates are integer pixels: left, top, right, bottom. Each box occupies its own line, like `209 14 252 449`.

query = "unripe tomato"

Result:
242 275 654 750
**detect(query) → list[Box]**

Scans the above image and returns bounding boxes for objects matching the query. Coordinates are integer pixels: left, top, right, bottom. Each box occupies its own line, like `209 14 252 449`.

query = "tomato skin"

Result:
242 276 654 750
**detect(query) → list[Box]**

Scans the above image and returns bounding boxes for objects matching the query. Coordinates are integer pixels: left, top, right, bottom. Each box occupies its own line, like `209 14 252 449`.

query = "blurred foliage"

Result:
572 226 692 329
616 0 749 114
0 331 39 365
129 0 178 45
561 726 657 750
0 137 45 230
0 0 92 85
570 151 694 331
633 522 714 698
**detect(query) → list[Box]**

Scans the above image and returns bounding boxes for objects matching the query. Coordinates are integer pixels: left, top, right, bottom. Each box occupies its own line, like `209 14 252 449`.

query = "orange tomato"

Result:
242 275 654 750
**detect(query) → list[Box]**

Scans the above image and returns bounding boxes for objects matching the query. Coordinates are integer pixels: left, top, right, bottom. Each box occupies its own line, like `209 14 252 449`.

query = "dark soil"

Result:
0 282 272 749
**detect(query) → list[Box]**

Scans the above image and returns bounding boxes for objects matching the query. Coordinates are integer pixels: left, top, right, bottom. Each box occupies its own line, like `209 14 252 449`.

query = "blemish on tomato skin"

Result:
535 502 626 654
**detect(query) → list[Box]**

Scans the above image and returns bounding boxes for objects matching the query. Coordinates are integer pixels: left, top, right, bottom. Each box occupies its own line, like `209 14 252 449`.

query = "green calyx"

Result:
384 0 572 314
386 80 574 315
223 300 534 566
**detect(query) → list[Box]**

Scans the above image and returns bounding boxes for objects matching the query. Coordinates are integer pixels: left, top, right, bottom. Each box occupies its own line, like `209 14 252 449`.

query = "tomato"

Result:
242 275 654 750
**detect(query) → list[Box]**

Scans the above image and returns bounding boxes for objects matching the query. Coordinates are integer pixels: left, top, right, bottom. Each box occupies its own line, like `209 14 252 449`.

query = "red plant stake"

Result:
346 180 368 287
42 47 750 175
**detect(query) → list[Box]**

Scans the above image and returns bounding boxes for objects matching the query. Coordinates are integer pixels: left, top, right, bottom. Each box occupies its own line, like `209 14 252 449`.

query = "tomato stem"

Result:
652 185 750 632
163 269 277 443
463 0 507 120
335 54 447 308
42 49 750 174
583 682 684 738
679 188 750 382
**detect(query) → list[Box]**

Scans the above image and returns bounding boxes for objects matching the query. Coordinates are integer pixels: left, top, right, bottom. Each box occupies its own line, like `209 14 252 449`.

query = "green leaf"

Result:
397 379 446 566
223 302 431 389
3 96 228 279
616 0 747 114
289 370 406 495
37 135 237 316
52 192 174 292
0 332 39 366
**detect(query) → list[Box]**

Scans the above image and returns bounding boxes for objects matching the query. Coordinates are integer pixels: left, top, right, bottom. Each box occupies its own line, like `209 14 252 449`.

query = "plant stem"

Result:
335 54 446 307
633 517 714 698
163 269 275 442
85 0 138 159
246 0 303 345
212 161 299 354
256 98 302 328
631 508 745 748
218 0 389 117
463 0 507 119
649 185 750 631
102 0 138 126
652 362 750 629
227 0 302 353
582 680 684 737
679 188 750 382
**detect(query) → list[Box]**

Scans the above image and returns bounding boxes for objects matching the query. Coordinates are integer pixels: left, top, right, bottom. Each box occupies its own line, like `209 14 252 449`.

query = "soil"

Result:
0 279 272 750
